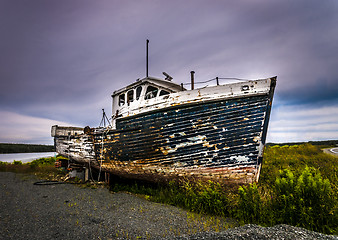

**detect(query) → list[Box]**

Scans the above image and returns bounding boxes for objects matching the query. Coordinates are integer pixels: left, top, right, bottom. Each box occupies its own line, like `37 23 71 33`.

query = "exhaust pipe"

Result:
190 71 195 90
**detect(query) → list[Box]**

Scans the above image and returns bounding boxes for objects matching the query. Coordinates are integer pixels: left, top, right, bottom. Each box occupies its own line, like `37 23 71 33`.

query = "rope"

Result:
88 155 95 181
97 131 104 181
33 180 67 185
33 180 88 185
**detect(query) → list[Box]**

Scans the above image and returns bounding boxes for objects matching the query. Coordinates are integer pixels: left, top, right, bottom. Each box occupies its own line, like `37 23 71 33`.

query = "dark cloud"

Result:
1 0 338 143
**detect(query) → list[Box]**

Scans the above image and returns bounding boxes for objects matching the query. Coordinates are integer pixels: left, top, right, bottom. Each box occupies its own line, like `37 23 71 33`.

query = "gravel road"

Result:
323 148 338 157
0 172 336 240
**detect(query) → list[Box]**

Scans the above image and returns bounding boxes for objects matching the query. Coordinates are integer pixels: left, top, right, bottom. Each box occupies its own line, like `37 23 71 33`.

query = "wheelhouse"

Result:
111 76 184 123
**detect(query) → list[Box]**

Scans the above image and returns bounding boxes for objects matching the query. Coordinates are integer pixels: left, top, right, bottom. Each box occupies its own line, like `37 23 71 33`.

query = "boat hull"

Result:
93 93 274 183
51 126 96 164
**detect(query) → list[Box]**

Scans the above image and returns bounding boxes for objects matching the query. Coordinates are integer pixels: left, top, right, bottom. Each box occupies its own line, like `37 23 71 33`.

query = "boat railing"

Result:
181 77 255 90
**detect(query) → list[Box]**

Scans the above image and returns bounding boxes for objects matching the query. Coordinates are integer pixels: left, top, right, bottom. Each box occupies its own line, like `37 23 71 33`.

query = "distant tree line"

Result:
0 143 54 154
267 140 338 148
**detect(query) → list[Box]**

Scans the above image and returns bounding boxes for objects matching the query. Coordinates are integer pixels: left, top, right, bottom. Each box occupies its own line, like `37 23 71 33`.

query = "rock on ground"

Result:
172 224 338 240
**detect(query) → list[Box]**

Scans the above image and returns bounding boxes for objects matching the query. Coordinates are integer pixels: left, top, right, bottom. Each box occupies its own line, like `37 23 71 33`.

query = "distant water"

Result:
0 152 56 163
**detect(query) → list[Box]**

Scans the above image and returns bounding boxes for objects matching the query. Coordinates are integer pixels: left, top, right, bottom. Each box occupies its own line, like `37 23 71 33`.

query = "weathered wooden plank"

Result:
93 93 271 183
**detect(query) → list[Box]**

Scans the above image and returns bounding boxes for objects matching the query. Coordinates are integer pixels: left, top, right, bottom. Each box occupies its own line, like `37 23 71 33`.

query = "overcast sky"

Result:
1 0 337 144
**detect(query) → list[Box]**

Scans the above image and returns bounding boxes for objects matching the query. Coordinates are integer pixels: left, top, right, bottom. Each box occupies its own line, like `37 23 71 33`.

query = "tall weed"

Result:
236 183 265 224
182 180 230 215
273 166 337 233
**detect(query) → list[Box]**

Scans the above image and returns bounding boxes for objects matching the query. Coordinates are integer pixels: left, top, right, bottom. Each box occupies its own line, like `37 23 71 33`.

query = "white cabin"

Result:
111 76 184 126
111 75 274 130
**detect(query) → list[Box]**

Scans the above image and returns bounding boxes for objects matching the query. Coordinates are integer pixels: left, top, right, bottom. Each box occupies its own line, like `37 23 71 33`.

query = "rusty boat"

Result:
52 71 276 184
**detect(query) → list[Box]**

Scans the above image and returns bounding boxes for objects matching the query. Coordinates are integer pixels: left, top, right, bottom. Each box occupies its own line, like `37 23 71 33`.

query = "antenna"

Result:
163 72 173 81
146 39 149 78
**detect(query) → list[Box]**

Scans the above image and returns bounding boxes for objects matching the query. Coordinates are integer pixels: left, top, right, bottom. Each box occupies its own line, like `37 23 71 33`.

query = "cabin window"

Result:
145 85 158 100
159 90 170 96
136 86 142 100
127 90 134 103
118 94 125 106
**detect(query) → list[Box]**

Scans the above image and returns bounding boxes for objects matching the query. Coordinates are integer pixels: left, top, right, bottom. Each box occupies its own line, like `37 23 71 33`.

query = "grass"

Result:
1 143 337 235
0 156 67 180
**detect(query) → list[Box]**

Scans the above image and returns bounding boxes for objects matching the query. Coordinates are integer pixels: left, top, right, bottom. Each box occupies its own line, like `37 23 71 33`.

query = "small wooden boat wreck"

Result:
52 71 276 184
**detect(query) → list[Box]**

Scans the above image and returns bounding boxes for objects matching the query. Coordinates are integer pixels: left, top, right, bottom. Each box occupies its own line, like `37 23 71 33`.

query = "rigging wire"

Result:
99 109 111 128
182 78 216 85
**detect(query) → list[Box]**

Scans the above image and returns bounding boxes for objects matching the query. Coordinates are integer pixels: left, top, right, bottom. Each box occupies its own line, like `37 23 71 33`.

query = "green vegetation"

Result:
0 156 66 180
273 167 334 232
0 143 54 153
261 144 338 192
266 139 338 148
110 143 338 235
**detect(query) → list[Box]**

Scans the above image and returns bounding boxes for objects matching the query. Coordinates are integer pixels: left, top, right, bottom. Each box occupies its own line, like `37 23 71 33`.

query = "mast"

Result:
146 39 149 78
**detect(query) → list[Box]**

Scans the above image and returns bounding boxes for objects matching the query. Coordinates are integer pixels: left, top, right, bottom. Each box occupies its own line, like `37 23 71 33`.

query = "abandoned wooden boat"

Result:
52 72 276 183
